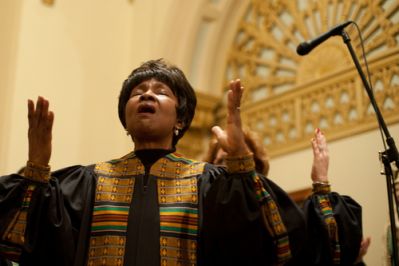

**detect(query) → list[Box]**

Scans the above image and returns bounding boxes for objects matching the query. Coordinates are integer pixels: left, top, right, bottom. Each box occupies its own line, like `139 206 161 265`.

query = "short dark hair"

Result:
118 59 197 147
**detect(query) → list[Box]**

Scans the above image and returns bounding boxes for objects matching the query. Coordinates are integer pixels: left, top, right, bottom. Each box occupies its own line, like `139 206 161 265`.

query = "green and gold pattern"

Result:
254 175 291 264
0 184 36 262
88 154 141 266
88 152 204 266
318 195 340 265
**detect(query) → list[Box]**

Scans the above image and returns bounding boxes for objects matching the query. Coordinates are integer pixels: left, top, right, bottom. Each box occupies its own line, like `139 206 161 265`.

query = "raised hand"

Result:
311 128 329 183
211 79 250 157
28 96 54 166
355 237 371 264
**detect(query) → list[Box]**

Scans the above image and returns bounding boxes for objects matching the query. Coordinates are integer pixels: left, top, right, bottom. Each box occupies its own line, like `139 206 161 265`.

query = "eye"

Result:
158 89 169 96
130 88 143 97
156 85 174 96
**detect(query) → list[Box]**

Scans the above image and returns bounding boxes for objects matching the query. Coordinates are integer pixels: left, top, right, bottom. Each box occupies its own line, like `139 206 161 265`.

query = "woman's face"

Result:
125 78 182 149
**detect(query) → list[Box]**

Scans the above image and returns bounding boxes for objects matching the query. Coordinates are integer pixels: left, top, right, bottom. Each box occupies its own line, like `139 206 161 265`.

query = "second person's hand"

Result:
28 96 54 166
212 79 250 157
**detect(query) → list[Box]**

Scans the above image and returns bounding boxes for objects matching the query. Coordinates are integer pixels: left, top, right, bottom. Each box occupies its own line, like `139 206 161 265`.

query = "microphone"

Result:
296 21 353 56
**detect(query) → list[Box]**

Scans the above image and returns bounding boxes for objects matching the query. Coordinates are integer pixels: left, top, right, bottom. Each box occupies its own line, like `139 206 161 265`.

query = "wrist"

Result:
24 160 51 183
28 156 50 167
312 180 329 185
224 153 255 173
312 180 331 194
312 175 329 183
226 144 251 157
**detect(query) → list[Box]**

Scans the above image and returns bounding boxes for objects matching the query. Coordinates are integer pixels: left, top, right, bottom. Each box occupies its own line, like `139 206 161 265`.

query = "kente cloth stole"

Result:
87 152 205 266
253 175 292 265
0 184 35 262
317 195 341 265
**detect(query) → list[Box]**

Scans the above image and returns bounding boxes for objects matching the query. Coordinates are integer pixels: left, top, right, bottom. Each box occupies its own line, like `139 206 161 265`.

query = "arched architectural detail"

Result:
222 0 399 157
166 0 251 158
156 0 399 159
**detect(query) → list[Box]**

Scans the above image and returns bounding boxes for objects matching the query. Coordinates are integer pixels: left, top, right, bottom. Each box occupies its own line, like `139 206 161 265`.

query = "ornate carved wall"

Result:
220 0 399 157
176 0 399 159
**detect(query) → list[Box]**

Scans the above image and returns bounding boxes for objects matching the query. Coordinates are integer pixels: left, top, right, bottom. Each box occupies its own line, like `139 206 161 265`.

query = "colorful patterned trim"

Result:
0 184 36 262
160 236 197 266
318 194 341 264
88 157 139 265
0 243 22 262
157 155 204 265
254 175 291 264
224 153 255 173
87 235 125 266
91 205 130 233
312 182 331 194
23 161 50 183
1 184 36 246
159 207 198 236
88 152 203 266
165 152 196 164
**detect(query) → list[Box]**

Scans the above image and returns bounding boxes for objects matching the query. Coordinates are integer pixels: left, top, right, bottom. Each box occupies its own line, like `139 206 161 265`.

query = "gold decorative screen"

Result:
224 0 399 157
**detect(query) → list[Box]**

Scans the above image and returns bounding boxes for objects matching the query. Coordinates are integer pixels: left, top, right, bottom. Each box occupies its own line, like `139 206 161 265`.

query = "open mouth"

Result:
137 104 156 114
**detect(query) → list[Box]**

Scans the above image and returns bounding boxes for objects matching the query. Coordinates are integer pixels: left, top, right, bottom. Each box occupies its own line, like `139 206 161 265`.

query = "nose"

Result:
139 90 156 101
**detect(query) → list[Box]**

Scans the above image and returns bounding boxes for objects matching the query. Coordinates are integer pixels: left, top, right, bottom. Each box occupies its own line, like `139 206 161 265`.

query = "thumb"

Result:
211 126 225 142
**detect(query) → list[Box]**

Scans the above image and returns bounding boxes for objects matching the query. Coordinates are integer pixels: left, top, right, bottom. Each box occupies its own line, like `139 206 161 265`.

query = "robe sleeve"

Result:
303 192 363 265
0 165 96 266
259 177 308 264
199 162 266 265
199 155 306 265
0 174 26 262
0 258 12 266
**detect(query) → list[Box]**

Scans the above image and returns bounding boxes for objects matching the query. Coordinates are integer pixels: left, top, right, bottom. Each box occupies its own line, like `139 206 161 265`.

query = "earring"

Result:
174 128 179 136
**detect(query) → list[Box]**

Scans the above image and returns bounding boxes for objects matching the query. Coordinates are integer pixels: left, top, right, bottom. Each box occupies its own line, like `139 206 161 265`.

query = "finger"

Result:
47 111 54 131
319 136 328 154
227 80 244 125
311 138 318 157
359 237 371 256
212 126 230 150
315 128 328 153
40 98 50 124
228 80 242 108
35 96 44 126
211 126 225 140
226 92 242 126
231 79 243 108
315 135 324 153
364 237 371 248
28 99 35 127
226 90 235 113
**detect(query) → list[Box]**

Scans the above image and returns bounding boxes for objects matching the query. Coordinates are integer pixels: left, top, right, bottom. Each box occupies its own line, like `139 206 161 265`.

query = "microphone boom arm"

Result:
341 29 399 265
297 21 353 56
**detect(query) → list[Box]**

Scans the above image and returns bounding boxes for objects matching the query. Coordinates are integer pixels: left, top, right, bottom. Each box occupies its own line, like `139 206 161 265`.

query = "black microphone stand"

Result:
340 30 399 265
